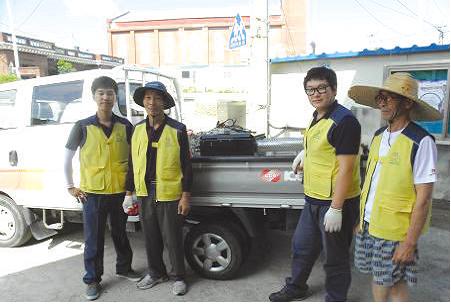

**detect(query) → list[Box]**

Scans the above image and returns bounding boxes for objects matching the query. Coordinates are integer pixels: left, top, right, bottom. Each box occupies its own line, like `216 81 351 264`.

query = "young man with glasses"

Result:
269 66 361 302
348 73 440 301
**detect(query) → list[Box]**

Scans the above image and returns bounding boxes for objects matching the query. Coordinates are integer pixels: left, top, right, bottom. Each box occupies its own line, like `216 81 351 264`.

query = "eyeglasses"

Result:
304 85 329 96
375 93 397 106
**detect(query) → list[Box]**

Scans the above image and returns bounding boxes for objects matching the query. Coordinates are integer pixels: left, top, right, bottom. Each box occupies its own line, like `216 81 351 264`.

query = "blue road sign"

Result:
229 14 247 49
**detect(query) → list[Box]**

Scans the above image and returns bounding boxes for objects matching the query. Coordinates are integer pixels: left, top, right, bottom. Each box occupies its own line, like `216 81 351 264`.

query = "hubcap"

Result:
0 205 16 241
191 233 231 272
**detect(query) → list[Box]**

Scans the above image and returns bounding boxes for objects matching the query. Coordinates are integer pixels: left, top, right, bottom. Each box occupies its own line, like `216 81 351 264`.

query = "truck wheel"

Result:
226 221 251 259
0 195 32 247
184 223 243 280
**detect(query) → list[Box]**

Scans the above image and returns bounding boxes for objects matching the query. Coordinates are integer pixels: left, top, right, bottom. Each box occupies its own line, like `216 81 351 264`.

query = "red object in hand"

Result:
127 203 139 216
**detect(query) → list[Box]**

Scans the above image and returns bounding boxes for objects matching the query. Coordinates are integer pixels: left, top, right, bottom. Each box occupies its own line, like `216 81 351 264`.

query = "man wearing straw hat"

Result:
348 72 441 301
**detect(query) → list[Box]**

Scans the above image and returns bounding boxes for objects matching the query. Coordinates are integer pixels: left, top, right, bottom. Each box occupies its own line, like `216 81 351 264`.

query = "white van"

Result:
0 65 182 247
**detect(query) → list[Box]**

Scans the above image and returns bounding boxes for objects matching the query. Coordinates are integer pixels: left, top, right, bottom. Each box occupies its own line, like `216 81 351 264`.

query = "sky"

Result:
0 0 449 56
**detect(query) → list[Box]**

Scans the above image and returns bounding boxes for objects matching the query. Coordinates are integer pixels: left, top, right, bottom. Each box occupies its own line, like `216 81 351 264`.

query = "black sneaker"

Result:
85 282 101 301
269 285 310 302
116 269 143 282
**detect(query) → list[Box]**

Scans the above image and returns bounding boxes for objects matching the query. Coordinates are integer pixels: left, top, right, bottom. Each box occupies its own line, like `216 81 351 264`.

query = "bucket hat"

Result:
348 72 442 121
133 81 175 110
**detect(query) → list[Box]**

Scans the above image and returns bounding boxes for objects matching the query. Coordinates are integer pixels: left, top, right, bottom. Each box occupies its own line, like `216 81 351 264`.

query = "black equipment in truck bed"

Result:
199 132 257 156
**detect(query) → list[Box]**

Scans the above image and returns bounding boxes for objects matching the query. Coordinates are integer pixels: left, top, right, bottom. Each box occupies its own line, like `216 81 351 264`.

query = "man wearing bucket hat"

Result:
123 81 192 296
270 66 362 302
348 72 441 301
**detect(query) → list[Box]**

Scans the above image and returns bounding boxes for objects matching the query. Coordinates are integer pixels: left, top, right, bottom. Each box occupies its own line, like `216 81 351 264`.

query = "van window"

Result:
117 83 144 117
0 89 17 129
31 80 83 125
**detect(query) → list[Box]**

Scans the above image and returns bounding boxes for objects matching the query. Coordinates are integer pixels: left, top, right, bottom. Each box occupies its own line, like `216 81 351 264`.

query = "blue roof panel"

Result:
271 43 450 64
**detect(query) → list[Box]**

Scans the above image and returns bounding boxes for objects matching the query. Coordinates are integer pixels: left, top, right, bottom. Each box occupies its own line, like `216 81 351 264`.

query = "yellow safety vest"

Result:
131 119 183 200
359 123 432 241
303 104 361 200
80 122 129 194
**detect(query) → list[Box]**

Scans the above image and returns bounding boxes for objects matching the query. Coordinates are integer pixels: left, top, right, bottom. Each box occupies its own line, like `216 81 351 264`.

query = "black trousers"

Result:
139 189 185 280
82 193 133 284
288 197 360 301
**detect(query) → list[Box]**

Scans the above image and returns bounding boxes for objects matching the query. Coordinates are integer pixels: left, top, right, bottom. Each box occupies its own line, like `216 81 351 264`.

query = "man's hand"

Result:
393 241 416 264
353 222 361 235
292 150 305 174
122 195 133 214
324 207 343 232
178 196 190 216
68 187 87 203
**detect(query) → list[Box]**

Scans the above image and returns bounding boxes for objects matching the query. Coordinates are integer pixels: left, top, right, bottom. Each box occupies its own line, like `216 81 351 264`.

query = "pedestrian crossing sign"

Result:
229 14 247 49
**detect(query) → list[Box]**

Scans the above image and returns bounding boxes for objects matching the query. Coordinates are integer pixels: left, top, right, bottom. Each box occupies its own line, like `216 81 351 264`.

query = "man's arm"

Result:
125 148 135 196
393 136 437 263
323 116 361 232
331 154 358 209
393 183 433 264
178 127 192 216
65 122 86 202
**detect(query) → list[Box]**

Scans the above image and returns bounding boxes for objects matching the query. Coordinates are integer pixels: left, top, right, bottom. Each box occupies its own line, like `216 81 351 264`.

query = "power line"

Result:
395 0 449 43
395 0 419 17
17 0 45 30
431 0 447 20
395 0 437 28
353 0 405 36
368 0 441 29
366 0 418 19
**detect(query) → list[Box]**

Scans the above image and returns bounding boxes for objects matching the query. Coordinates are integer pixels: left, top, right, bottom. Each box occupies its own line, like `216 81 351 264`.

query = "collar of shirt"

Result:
312 100 338 123
146 114 167 134
92 113 118 128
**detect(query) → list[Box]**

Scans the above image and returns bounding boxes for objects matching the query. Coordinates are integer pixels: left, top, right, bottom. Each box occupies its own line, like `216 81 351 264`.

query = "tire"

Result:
226 221 251 259
0 195 32 247
184 223 243 280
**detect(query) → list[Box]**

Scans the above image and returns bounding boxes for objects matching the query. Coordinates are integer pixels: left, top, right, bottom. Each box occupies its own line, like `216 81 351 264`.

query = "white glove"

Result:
291 150 305 173
122 195 133 213
323 207 343 232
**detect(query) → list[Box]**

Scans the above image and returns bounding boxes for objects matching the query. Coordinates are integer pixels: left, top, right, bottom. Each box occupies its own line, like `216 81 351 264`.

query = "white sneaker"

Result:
136 274 168 290
172 280 187 296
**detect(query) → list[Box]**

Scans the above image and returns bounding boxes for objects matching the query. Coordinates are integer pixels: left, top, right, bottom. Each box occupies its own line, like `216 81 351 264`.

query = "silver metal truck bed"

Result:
190 155 304 209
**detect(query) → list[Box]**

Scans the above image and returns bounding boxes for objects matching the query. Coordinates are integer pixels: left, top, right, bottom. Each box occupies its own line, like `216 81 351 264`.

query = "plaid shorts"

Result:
354 222 418 287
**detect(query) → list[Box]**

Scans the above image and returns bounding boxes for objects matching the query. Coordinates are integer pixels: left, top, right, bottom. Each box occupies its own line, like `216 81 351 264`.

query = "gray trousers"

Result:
139 191 185 280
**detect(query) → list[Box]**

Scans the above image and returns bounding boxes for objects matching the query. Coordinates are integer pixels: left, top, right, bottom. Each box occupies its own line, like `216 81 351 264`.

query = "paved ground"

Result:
0 201 449 302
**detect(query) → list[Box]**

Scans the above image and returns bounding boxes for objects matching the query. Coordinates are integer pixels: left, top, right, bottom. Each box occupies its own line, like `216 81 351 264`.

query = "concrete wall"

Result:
0 50 48 77
270 51 450 200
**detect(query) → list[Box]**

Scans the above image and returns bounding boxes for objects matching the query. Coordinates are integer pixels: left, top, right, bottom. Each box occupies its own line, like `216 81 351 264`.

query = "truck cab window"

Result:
117 83 144 117
31 80 83 126
0 89 17 129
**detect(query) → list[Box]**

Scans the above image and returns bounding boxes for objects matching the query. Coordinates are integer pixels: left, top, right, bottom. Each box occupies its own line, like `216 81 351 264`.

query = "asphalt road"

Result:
0 201 449 302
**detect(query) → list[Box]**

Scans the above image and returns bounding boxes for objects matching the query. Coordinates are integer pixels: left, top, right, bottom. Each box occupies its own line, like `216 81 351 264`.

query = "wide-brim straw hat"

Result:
348 72 442 121
133 81 175 110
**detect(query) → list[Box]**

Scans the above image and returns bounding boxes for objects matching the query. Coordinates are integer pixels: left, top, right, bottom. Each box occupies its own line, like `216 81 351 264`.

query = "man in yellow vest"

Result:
348 73 441 301
64 76 141 301
270 66 361 302
123 81 192 296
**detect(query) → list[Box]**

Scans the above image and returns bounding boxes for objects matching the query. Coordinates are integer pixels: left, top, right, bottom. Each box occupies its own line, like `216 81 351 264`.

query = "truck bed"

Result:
190 155 305 209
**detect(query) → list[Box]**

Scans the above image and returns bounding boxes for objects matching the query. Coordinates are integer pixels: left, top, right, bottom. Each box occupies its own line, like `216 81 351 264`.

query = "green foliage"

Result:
57 59 76 74
0 73 18 84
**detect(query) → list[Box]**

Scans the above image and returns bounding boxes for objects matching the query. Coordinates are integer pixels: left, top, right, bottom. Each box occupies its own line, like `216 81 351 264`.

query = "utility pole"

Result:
248 0 270 136
6 0 21 78
435 25 446 45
